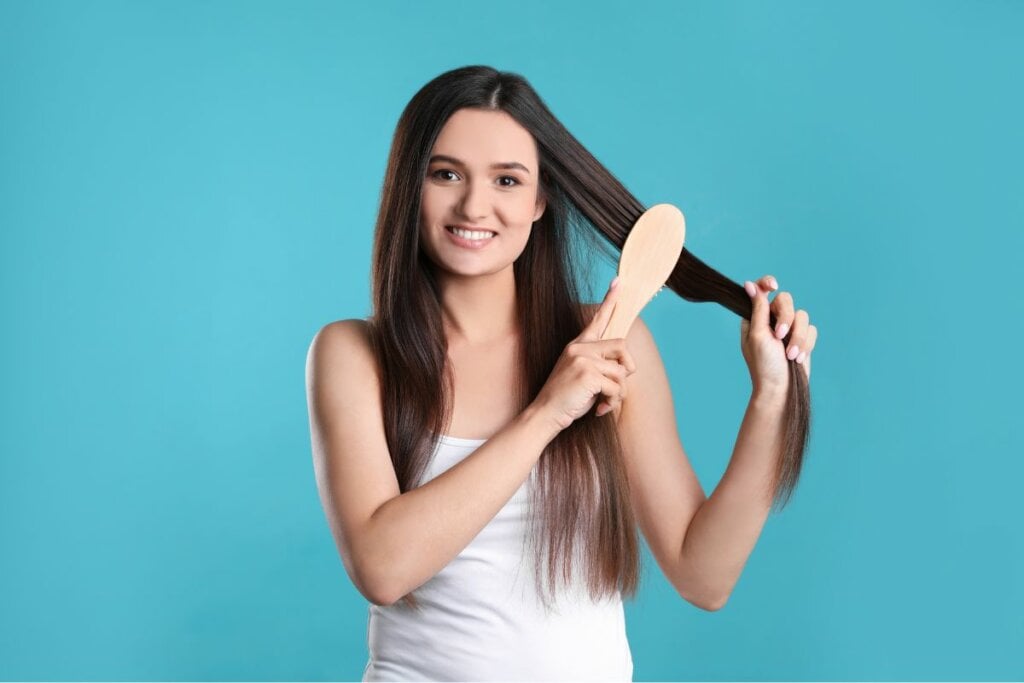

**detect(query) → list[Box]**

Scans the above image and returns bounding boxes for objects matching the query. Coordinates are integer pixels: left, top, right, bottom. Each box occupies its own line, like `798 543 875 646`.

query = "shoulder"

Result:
307 317 372 354
305 318 379 389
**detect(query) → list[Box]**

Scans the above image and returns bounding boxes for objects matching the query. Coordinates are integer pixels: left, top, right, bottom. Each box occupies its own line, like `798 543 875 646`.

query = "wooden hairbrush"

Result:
599 203 686 340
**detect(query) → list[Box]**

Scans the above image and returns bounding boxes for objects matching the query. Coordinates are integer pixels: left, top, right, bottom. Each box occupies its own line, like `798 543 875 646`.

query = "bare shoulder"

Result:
304 315 387 442
308 317 373 347
306 318 378 382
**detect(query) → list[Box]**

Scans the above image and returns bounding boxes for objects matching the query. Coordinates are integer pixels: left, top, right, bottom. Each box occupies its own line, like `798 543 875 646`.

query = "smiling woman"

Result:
418 108 546 274
305 64 814 681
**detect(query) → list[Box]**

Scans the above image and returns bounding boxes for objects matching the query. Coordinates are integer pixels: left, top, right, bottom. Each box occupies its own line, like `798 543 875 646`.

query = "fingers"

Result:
579 276 620 341
743 280 770 332
770 291 795 341
597 339 637 374
752 274 797 342
594 360 628 416
746 274 817 373
801 324 817 373
569 337 636 374
805 324 817 354
762 277 813 364
802 339 813 379
756 274 778 292
785 311 813 363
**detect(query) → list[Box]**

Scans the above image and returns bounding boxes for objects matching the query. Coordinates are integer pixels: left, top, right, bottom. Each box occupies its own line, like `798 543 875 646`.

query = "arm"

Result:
675 389 787 611
614 314 785 611
305 320 561 607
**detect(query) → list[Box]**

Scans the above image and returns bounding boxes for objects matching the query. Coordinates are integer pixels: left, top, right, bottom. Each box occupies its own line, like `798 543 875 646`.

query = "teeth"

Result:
448 226 495 240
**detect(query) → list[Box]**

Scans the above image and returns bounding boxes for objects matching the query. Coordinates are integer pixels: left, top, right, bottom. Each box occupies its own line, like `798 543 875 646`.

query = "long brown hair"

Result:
367 65 811 610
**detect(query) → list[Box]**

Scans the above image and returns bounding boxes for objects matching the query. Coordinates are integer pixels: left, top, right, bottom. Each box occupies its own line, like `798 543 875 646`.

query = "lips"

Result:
444 224 497 248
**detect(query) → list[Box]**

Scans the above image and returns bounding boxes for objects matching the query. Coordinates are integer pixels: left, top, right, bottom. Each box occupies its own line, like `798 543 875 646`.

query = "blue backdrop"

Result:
1 0 1021 679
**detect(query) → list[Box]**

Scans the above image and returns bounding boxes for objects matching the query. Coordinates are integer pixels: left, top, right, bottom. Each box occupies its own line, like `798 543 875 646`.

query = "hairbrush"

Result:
599 203 686 340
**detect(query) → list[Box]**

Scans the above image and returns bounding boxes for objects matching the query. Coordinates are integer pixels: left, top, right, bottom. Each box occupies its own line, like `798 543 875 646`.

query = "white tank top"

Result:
362 433 634 681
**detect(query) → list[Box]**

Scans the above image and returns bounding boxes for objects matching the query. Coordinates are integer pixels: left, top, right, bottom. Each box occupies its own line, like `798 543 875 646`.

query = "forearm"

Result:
362 403 562 605
677 389 788 609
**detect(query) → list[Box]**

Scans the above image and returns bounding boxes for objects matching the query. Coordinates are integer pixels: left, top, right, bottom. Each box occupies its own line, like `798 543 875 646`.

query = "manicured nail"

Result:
610 276 620 289
769 277 778 290
744 281 756 297
796 351 807 364
776 323 789 339
787 345 800 360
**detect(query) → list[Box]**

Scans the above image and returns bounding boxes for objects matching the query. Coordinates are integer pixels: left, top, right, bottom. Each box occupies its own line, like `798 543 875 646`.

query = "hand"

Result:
531 277 638 431
740 274 817 393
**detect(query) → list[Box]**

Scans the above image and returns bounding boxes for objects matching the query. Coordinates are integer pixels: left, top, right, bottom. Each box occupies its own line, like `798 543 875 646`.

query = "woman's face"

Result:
419 108 546 278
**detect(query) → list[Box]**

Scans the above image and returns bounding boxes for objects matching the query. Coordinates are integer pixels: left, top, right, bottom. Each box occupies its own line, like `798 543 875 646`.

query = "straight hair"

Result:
367 65 811 611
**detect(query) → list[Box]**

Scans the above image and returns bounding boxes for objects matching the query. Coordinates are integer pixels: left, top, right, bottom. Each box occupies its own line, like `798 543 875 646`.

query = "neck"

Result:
436 264 518 346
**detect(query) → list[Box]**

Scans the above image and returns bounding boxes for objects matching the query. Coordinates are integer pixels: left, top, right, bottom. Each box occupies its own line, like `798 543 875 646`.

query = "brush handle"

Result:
600 287 657 340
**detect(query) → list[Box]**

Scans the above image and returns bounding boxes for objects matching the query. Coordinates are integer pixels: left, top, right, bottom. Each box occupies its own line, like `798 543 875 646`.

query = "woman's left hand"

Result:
740 275 816 394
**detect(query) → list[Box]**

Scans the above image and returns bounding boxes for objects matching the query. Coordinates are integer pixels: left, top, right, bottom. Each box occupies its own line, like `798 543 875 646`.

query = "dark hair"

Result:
367 65 811 611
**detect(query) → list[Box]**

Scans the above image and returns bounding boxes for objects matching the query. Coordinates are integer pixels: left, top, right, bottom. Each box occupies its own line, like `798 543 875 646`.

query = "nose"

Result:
456 178 489 221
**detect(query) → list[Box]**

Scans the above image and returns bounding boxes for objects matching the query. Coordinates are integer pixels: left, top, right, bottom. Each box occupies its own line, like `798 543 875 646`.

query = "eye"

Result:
497 176 521 188
431 168 459 181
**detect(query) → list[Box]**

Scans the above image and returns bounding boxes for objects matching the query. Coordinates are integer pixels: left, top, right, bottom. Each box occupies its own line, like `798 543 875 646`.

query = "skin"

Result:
419 107 546 349
418 108 547 437
420 106 817 421
422 107 821 605
420 107 821 609
742 276 817 390
307 106 819 609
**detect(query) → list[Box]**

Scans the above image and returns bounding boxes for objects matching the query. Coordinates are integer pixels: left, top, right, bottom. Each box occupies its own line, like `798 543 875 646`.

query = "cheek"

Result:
419 187 440 222
501 193 540 224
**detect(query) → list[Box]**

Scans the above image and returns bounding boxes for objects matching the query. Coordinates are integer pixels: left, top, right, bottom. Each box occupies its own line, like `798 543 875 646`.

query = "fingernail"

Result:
769 277 778 290
744 281 756 297
796 351 807 364
776 323 789 339
787 345 800 360
610 276 620 289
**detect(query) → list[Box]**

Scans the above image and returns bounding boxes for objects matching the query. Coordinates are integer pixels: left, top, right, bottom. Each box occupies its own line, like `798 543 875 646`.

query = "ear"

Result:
533 195 546 223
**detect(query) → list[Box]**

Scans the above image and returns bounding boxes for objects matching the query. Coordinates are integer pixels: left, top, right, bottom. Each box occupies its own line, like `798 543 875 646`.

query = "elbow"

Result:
681 589 728 612
674 579 729 612
350 558 400 607
357 575 397 607
342 543 399 607
683 591 728 612
352 567 398 607
368 590 399 608
699 592 729 612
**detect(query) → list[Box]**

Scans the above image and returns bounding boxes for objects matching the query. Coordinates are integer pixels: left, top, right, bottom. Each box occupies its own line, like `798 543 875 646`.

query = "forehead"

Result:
430 108 538 169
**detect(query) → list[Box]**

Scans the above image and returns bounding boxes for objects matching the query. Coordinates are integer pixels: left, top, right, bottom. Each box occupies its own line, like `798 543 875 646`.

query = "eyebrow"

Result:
428 154 531 175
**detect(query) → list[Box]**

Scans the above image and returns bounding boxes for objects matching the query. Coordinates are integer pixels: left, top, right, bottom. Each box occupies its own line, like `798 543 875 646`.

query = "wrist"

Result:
520 401 566 443
751 386 788 411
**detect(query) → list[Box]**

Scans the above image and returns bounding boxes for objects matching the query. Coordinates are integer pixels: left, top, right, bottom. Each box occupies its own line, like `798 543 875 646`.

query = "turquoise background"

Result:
1 0 1021 679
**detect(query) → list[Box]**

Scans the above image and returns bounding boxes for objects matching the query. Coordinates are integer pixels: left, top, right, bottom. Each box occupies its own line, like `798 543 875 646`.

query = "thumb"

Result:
744 280 770 333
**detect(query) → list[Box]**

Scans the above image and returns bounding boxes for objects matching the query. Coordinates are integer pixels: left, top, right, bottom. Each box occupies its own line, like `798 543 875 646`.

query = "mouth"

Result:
446 225 497 239
445 225 497 248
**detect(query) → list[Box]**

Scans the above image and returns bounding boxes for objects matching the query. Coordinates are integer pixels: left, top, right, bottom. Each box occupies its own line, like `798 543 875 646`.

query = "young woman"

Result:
306 65 817 681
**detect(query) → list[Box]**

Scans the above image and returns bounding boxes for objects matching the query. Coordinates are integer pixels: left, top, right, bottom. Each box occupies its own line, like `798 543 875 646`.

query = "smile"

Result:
445 225 497 248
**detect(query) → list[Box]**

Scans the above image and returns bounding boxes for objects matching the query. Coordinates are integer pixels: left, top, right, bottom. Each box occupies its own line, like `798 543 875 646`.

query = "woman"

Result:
306 65 817 681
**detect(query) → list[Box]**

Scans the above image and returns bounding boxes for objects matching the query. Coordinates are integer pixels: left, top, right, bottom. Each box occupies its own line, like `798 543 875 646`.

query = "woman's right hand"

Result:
531 277 638 432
